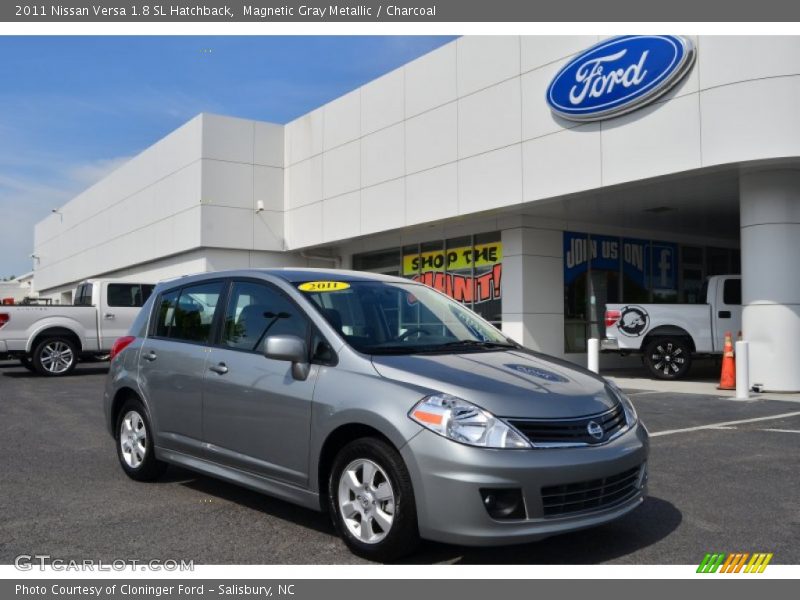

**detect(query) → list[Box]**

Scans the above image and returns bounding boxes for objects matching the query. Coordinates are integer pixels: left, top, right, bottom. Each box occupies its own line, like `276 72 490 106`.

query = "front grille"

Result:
541 465 643 518
508 403 626 447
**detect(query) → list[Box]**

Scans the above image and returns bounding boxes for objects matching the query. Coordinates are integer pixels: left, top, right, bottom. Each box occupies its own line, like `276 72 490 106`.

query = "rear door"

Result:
202 280 317 487
99 282 155 350
712 277 743 351
138 280 225 456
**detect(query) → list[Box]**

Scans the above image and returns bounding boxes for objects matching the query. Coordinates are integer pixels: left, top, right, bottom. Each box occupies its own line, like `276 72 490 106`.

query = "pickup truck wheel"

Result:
329 437 419 562
32 337 78 377
643 337 692 380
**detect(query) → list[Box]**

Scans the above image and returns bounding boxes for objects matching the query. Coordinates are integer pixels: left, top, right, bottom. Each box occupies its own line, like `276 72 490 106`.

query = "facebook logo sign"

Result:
649 243 676 290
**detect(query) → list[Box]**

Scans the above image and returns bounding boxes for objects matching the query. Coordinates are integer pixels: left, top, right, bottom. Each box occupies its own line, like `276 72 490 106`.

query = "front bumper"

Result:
401 423 649 546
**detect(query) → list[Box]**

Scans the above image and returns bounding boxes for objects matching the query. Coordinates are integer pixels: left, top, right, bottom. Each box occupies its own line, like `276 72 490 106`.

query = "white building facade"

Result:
32 35 800 390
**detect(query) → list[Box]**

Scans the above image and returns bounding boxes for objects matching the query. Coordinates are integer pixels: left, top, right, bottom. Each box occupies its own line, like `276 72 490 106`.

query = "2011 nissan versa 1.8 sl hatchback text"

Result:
105 269 648 561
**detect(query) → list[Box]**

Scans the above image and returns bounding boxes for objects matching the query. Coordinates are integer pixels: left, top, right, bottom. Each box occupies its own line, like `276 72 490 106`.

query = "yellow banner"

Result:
402 242 502 276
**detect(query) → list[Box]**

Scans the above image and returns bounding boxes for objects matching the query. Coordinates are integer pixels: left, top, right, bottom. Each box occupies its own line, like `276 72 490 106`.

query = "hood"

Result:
371 349 616 419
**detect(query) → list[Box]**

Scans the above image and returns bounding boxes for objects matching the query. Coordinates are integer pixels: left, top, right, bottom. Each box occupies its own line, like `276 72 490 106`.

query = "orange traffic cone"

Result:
718 331 736 390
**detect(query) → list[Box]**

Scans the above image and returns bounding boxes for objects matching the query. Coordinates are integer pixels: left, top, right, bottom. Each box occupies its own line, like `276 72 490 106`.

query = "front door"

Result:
202 280 316 487
712 277 743 351
100 282 156 349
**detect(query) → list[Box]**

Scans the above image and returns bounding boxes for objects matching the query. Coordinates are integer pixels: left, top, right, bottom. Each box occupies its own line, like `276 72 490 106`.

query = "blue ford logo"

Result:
546 35 695 122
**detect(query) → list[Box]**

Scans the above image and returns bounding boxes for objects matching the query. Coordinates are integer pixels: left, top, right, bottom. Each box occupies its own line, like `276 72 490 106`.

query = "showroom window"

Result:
564 231 740 353
352 232 503 327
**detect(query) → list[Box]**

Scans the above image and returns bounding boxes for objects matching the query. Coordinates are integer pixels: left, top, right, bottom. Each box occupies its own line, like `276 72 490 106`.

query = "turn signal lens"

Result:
109 336 135 361
409 394 530 449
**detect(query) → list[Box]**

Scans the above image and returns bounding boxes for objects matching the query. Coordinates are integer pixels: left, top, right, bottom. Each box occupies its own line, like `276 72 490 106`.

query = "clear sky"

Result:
0 35 456 279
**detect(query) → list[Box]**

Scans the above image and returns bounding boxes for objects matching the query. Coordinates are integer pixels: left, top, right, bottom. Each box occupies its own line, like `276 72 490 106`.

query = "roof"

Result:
269 268 403 284
157 268 407 289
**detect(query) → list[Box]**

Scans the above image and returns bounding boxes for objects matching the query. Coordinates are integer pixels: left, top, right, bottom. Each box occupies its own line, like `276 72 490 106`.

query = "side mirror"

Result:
264 335 310 381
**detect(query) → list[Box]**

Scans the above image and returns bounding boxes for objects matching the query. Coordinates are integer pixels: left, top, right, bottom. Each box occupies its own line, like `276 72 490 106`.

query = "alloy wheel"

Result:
337 459 396 544
119 410 147 469
651 341 686 376
40 341 74 374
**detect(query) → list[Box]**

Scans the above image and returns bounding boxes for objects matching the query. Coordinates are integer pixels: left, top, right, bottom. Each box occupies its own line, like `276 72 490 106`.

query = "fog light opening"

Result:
479 488 526 520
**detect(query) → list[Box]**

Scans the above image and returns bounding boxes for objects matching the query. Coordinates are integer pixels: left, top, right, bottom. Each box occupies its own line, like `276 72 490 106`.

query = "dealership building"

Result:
32 35 800 390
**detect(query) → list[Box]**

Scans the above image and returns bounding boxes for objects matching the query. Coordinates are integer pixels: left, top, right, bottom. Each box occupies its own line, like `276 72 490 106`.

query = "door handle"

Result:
718 310 732 319
104 313 115 320
209 362 229 375
142 351 157 362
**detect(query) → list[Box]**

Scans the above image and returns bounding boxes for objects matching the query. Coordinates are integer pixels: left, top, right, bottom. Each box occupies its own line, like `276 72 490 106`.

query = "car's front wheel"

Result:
329 437 419 562
115 400 167 481
643 337 692 380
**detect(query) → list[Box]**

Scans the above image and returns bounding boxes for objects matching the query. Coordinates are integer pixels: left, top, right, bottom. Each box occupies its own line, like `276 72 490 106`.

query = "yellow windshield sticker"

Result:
298 281 351 292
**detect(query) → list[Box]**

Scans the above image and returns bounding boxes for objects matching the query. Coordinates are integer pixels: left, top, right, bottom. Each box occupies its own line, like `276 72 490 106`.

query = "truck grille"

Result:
507 403 626 447
541 465 643 518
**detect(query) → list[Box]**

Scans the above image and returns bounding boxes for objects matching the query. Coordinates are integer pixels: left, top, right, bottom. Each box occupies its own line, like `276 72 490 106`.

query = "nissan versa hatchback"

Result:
105 269 648 561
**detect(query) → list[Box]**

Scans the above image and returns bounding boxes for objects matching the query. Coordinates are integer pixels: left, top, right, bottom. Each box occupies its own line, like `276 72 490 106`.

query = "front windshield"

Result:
299 280 514 355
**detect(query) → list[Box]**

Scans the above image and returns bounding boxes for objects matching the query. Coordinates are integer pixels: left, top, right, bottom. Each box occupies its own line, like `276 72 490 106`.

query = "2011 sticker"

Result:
297 281 351 292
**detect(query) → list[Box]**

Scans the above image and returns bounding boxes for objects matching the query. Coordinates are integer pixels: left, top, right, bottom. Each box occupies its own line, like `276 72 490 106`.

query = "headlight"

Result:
409 394 530 449
606 380 638 428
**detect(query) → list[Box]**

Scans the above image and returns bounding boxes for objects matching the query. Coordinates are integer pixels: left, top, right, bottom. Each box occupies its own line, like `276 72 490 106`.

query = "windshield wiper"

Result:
419 340 518 352
366 346 429 355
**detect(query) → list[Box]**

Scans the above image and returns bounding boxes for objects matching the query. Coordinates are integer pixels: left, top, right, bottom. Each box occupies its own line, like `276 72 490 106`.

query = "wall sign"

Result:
563 232 677 290
546 35 695 122
403 242 502 305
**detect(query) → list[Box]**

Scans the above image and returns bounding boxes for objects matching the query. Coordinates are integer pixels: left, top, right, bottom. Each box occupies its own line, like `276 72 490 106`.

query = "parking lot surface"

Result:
1 359 798 564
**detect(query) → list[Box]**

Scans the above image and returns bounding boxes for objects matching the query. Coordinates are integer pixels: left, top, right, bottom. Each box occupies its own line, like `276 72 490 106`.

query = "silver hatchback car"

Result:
105 268 648 561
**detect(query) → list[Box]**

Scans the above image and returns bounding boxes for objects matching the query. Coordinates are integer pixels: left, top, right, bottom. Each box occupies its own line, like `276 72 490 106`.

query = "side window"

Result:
222 281 309 352
723 279 742 305
153 289 179 338
153 282 224 343
107 284 156 308
74 284 92 306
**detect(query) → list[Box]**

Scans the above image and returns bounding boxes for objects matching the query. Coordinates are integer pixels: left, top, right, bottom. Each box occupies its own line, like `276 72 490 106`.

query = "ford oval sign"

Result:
546 35 695 122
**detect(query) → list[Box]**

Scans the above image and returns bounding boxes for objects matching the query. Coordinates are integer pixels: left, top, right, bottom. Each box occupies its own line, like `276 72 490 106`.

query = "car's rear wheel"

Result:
31 337 78 376
643 337 692 380
115 399 166 481
329 437 419 562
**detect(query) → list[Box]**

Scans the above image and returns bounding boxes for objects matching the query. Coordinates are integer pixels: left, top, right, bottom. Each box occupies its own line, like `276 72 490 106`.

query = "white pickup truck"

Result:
602 275 742 380
0 280 154 376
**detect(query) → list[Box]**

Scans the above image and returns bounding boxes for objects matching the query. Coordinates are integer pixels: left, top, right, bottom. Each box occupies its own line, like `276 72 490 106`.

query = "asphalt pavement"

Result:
1 359 798 565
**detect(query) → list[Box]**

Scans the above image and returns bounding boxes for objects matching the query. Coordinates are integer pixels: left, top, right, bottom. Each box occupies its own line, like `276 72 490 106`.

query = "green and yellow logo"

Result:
697 552 773 573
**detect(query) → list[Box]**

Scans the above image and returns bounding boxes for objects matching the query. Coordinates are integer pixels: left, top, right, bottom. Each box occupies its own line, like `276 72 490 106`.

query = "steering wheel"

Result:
395 326 432 341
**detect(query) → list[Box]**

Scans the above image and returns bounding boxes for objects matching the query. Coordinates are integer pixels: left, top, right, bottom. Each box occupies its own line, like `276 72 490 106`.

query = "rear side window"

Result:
74 284 93 306
153 289 179 338
107 284 155 308
222 281 309 352
153 282 225 343
723 279 741 305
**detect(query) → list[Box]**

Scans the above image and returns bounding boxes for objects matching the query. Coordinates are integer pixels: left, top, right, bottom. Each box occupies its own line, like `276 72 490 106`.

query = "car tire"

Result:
329 437 419 562
643 337 692 380
115 399 167 482
19 356 35 372
31 337 78 377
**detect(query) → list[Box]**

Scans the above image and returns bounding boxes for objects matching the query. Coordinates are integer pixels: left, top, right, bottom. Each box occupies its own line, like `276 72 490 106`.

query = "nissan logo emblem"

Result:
587 421 604 440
